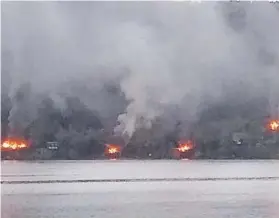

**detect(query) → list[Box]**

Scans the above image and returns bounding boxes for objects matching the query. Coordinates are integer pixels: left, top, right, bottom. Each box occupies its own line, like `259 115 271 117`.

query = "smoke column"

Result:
1 2 279 142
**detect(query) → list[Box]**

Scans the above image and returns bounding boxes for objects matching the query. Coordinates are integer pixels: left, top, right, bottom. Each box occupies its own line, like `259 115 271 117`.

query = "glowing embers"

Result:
1 138 29 151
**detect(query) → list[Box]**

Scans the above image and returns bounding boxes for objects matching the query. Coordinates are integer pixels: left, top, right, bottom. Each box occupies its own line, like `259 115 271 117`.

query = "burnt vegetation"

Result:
1 87 278 160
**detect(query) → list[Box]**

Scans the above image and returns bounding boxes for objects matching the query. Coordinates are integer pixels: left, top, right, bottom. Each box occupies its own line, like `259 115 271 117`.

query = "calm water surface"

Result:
2 160 279 218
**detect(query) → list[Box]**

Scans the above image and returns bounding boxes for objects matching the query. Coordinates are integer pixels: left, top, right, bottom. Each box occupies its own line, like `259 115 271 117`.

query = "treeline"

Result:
1 93 106 159
1 91 279 159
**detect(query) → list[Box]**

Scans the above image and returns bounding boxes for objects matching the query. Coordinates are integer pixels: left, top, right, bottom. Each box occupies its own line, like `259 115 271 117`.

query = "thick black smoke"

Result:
1 2 279 155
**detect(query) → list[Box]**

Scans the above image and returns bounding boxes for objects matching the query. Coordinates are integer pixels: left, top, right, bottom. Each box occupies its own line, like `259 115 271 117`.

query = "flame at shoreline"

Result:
1 138 28 151
269 120 279 131
105 144 121 155
177 140 194 152
108 147 118 154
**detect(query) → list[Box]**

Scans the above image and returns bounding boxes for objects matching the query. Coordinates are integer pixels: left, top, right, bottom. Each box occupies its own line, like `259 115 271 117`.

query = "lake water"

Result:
1 160 279 218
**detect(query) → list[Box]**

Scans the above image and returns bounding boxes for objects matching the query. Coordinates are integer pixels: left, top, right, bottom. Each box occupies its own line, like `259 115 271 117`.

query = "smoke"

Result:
2 2 279 142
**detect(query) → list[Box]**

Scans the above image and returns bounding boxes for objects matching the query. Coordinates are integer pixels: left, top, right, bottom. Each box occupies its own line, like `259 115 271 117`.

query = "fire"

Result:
108 147 118 154
1 138 28 151
269 120 279 131
177 140 193 152
105 144 121 155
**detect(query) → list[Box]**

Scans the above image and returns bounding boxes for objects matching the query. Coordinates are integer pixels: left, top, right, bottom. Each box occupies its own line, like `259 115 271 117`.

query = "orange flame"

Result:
1 139 28 151
105 144 121 155
108 147 118 154
177 141 193 152
269 120 279 131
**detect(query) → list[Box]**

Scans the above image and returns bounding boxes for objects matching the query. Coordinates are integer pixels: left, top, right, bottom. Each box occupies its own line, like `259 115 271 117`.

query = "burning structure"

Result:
269 120 279 132
1 138 30 160
1 138 29 151
104 144 121 159
172 140 195 159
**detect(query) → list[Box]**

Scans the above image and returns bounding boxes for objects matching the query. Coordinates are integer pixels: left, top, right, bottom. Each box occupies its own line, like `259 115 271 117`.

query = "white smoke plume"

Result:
2 2 279 141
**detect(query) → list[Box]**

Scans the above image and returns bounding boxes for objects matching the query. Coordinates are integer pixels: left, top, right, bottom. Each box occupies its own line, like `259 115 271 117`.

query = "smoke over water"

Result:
2 2 279 143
